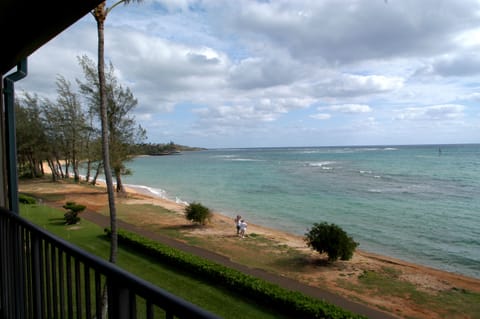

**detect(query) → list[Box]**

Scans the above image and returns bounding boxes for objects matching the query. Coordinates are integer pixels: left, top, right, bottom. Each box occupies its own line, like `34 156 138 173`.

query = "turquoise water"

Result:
120 144 480 279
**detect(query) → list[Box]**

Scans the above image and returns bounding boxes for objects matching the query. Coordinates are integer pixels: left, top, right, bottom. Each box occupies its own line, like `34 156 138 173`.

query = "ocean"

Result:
120 144 480 279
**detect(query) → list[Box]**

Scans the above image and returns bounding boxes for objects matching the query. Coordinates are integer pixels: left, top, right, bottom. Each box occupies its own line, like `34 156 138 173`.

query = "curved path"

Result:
82 211 399 319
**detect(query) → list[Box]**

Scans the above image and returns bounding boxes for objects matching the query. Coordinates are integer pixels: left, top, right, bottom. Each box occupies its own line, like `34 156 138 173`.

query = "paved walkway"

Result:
82 211 399 319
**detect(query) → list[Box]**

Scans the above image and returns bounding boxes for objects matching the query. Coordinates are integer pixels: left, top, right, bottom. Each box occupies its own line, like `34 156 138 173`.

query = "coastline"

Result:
125 182 480 286
123 147 480 281
126 183 478 277
20 176 480 318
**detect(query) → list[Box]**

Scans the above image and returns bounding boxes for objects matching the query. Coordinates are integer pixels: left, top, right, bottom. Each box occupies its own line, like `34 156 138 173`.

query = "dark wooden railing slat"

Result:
0 208 220 319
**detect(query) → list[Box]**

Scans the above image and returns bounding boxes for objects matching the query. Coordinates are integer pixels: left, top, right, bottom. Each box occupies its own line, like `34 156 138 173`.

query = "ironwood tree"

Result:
77 55 146 194
15 93 48 178
47 75 90 182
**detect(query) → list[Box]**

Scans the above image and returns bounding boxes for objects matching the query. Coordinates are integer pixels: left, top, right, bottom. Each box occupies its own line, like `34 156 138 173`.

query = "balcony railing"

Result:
0 207 221 319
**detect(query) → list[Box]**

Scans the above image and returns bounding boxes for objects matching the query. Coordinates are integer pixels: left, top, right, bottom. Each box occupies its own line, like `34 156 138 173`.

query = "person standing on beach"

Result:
234 215 242 235
239 219 248 238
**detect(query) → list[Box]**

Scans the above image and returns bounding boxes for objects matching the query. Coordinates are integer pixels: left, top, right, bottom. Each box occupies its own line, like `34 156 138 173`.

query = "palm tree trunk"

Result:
95 2 118 265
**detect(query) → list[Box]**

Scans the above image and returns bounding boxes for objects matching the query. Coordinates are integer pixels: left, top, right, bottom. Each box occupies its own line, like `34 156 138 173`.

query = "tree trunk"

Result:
47 159 57 182
64 158 70 179
55 158 64 178
33 159 42 177
27 154 35 177
91 162 102 185
114 169 126 194
72 146 79 182
95 2 118 265
73 158 80 183
85 159 92 183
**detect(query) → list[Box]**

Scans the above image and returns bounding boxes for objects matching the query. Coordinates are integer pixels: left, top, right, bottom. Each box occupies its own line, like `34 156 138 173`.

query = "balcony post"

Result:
12 223 26 318
3 59 27 213
31 232 43 318
108 280 130 319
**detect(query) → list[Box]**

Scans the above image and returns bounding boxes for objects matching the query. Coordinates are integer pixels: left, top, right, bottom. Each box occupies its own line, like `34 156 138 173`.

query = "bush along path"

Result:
82 211 398 319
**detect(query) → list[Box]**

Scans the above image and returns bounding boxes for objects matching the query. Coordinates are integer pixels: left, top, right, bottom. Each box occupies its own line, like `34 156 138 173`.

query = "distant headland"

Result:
132 141 206 156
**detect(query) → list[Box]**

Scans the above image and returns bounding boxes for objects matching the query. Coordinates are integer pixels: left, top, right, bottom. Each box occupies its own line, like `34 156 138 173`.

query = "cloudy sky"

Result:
15 0 480 148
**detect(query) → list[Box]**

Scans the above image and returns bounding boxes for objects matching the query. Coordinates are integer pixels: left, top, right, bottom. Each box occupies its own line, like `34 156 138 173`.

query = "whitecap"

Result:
230 158 264 162
359 170 372 174
175 197 189 206
305 161 336 167
125 184 167 199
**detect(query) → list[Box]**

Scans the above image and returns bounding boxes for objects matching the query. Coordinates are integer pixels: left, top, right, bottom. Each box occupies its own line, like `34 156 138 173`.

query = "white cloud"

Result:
319 104 372 114
431 53 480 77
15 0 480 147
394 104 465 121
104 28 231 113
227 0 480 65
193 96 315 132
310 113 331 120
460 92 480 101
311 74 404 98
228 53 304 90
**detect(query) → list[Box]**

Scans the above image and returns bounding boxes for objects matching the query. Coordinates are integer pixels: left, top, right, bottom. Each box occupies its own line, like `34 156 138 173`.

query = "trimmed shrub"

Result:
305 222 358 261
105 228 367 319
63 201 86 225
184 202 212 225
19 193 36 204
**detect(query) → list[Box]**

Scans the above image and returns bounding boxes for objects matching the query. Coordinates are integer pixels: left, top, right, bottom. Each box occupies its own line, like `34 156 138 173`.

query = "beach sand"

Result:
19 177 480 319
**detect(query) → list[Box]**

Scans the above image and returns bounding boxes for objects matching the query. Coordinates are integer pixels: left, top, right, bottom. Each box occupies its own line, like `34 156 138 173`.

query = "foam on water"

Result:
125 184 167 198
118 144 480 278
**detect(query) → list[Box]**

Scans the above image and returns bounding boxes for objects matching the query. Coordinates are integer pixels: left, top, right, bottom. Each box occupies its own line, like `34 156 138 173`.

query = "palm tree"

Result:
91 2 143 317
92 0 143 266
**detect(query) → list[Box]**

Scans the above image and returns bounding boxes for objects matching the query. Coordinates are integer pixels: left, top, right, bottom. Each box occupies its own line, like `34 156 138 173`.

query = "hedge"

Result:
105 228 366 319
19 193 36 204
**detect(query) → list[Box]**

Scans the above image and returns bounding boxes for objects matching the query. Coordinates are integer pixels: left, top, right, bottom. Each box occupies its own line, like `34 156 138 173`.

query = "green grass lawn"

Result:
20 203 290 319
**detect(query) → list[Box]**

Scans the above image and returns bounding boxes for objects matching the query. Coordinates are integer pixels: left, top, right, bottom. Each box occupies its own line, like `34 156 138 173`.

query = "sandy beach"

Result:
19 177 480 319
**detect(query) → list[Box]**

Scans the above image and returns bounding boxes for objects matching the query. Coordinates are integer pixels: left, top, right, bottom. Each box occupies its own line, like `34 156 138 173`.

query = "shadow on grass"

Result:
35 193 66 201
161 224 204 231
310 258 335 267
49 218 66 226
270 256 312 272
271 254 336 273
96 234 110 242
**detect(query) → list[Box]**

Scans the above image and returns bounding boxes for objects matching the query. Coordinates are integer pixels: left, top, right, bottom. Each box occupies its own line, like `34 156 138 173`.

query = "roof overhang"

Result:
1 0 103 75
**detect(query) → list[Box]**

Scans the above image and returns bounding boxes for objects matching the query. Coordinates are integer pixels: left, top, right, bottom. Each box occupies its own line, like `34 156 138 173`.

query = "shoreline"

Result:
45 159 480 279
122 181 480 288
23 175 480 318
126 182 479 281
38 167 480 282
96 179 479 282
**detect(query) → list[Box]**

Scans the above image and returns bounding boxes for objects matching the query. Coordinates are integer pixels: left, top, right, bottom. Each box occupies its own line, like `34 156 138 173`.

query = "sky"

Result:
14 0 480 148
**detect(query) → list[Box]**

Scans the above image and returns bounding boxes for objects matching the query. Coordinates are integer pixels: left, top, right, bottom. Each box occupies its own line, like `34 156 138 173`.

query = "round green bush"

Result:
304 222 358 261
184 202 212 225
